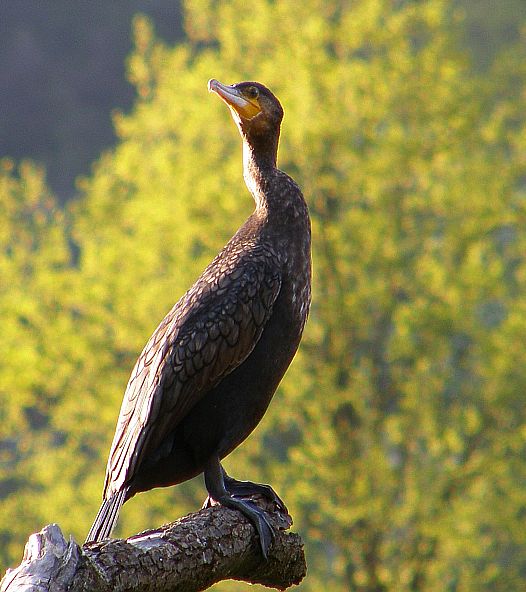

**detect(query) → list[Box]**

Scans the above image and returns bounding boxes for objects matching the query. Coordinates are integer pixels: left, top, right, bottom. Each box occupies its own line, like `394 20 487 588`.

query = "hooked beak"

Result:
208 79 261 119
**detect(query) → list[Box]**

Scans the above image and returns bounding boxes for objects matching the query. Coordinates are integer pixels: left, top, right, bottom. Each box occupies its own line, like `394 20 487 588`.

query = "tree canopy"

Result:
2 1 526 590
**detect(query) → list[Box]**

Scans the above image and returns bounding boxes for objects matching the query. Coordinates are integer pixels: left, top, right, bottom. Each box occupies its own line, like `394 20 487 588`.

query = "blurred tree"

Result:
2 1 526 591
0 1 522 202
458 0 525 69
0 159 74 562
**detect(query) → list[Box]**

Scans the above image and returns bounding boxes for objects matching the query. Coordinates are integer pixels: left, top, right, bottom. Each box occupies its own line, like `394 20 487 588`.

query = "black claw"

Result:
204 459 277 558
244 499 274 559
214 495 275 559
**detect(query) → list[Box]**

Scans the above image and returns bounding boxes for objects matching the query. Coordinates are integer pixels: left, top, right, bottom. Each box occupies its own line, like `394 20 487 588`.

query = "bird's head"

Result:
208 79 283 150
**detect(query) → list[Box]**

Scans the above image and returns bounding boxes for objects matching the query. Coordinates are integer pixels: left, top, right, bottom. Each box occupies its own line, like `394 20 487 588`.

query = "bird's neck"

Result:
242 140 278 211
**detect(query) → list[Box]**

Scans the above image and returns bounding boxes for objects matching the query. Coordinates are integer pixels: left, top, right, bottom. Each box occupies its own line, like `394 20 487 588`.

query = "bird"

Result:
86 79 311 558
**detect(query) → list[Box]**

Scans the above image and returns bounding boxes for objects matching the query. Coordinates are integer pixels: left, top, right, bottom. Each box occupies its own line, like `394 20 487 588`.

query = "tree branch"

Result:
1 498 306 592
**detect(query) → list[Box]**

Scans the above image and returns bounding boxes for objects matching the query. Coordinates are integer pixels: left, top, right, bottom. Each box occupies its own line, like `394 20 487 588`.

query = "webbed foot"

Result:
203 457 277 559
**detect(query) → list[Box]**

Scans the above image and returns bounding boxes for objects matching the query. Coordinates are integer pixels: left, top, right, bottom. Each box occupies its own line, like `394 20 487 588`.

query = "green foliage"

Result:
2 1 526 590
0 160 78 561
0 1 518 202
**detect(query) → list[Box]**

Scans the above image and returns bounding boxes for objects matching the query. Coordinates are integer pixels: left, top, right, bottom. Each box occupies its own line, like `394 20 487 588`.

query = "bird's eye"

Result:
246 86 259 100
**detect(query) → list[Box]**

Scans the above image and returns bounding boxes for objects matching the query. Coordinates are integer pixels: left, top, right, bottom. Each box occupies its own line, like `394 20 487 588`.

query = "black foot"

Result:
215 495 275 559
203 457 276 559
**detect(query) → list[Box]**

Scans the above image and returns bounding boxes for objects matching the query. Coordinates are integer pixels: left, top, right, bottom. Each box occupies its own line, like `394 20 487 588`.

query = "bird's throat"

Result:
243 141 277 211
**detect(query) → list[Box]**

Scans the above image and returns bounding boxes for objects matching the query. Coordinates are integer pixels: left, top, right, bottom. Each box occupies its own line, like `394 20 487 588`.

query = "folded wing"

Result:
103 245 282 498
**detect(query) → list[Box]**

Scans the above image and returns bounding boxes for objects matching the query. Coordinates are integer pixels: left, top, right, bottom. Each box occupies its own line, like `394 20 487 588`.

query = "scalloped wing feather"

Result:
103 245 281 497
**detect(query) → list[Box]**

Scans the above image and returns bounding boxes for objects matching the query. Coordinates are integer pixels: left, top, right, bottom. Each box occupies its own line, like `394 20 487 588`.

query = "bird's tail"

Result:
85 488 127 543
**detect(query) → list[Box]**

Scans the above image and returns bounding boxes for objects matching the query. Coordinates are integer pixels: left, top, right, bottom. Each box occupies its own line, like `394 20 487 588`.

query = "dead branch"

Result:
1 498 306 592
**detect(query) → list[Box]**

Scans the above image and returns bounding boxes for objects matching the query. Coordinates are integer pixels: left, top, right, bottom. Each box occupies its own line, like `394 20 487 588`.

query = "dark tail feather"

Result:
86 489 127 543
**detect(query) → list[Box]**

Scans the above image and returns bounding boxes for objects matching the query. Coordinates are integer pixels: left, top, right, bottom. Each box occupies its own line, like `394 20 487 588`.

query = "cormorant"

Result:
86 79 311 558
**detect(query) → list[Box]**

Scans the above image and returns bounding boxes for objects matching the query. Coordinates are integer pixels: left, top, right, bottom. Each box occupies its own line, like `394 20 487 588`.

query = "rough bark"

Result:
1 498 306 592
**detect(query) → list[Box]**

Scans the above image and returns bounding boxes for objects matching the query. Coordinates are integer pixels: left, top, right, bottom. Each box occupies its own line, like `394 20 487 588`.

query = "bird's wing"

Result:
103 246 282 497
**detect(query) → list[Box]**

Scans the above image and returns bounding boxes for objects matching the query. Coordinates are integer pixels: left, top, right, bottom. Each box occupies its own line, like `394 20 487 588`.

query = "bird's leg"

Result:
221 466 288 514
203 456 274 559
